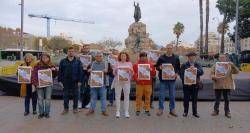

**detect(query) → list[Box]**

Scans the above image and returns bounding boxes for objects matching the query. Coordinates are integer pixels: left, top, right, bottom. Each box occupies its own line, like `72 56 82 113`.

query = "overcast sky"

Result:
0 0 230 46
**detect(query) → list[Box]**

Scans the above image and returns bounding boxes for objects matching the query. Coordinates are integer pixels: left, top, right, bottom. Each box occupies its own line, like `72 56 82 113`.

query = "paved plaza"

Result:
0 96 249 133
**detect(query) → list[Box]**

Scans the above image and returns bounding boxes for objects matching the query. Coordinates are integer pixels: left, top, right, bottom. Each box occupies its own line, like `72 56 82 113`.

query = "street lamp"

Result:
235 0 240 54
19 0 24 60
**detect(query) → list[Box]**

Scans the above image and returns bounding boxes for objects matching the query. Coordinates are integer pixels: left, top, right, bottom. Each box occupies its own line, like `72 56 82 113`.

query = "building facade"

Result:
240 37 250 51
194 32 219 55
224 37 235 54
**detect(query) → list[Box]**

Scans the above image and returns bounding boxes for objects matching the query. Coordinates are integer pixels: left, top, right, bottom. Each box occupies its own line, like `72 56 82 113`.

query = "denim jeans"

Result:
90 86 107 112
37 86 52 115
158 80 176 112
80 75 90 107
107 76 115 105
63 82 79 110
24 84 37 113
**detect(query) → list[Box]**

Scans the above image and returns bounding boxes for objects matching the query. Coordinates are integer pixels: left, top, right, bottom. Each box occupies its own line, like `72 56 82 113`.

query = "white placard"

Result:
138 64 150 80
90 71 104 88
215 62 230 78
184 68 197 85
162 63 175 80
80 55 92 70
108 54 118 66
18 66 32 84
38 69 53 88
118 67 130 81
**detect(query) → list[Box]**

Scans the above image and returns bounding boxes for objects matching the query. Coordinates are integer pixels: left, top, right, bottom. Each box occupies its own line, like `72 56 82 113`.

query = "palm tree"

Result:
217 20 229 53
173 22 184 51
204 0 209 54
199 0 204 54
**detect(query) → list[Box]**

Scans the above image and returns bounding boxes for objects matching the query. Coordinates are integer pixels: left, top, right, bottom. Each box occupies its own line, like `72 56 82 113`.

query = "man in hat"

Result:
179 52 204 118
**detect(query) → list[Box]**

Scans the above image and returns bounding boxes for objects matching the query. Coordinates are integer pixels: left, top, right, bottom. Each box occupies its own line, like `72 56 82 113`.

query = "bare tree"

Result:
98 38 122 50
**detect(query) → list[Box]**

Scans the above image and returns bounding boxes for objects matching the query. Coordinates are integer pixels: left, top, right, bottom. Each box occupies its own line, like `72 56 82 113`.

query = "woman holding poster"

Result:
113 52 133 118
31 53 57 119
210 54 239 118
18 53 37 116
180 52 204 118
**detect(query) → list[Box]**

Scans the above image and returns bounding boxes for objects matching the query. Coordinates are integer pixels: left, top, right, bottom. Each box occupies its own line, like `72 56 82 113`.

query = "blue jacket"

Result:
180 61 204 83
58 57 83 83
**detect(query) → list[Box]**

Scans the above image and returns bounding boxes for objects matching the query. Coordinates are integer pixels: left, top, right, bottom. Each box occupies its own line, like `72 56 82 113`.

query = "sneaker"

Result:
44 114 50 118
211 111 219 116
101 111 109 116
85 103 91 109
169 110 178 117
225 112 231 118
33 111 37 115
38 114 43 119
73 109 78 114
107 103 113 107
78 103 82 109
24 112 29 116
85 109 94 116
193 113 200 118
136 111 140 116
125 112 130 118
156 109 163 116
61 109 69 115
145 111 151 116
116 111 120 118
183 113 188 117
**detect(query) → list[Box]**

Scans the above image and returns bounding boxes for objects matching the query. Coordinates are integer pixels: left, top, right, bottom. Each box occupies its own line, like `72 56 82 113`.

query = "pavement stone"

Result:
0 96 249 133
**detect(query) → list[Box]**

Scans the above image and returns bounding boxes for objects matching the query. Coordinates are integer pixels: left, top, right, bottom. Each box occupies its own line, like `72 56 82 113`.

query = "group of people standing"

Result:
19 44 239 119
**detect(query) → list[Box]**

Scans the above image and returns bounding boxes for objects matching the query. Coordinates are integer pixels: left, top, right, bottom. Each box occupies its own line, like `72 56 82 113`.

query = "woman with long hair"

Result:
113 52 133 118
31 53 57 119
20 53 37 116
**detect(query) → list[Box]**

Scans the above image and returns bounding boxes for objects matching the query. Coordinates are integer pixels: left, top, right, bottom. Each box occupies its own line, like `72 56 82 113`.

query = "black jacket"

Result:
155 54 180 81
58 57 83 83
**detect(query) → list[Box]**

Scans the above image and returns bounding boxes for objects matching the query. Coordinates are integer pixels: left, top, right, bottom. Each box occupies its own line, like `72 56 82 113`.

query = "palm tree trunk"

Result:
176 36 179 52
199 0 203 55
221 15 226 54
205 0 209 54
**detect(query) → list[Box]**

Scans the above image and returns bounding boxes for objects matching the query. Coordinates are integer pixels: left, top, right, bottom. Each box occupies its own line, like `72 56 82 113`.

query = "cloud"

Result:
0 0 225 46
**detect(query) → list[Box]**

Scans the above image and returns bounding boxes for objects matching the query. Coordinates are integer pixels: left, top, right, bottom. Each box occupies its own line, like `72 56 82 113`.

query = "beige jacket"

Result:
210 63 239 90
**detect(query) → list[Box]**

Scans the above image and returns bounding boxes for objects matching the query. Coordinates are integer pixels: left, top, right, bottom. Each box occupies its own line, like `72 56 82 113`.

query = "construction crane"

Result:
28 14 94 38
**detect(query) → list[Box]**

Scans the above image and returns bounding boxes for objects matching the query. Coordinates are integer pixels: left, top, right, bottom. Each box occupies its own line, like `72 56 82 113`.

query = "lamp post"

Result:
19 0 24 60
235 0 240 54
